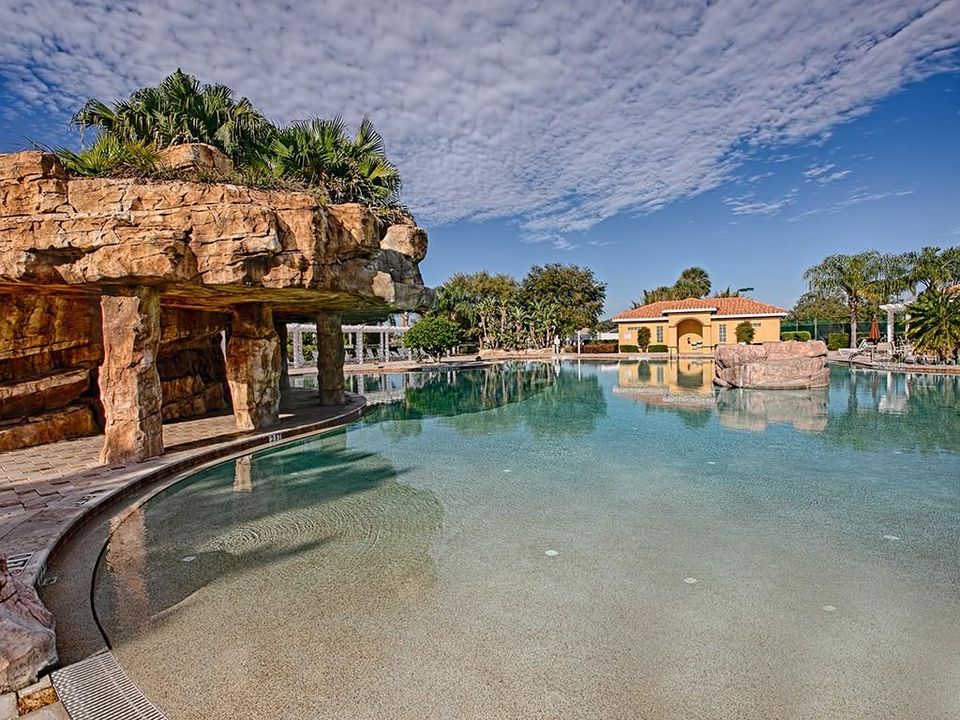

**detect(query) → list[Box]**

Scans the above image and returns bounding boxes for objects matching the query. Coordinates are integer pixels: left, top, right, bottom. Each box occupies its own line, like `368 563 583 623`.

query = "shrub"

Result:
637 327 651 350
402 315 460 360
827 332 850 351
735 321 755 344
781 331 813 342
647 344 669 353
619 344 639 353
581 342 617 353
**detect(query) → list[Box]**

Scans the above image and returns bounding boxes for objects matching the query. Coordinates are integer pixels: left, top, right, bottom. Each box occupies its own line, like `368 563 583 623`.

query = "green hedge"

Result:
647 344 669 353
827 332 849 351
781 331 812 342
619 344 639 353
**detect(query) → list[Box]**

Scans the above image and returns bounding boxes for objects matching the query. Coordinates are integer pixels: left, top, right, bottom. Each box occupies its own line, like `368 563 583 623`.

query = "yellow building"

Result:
613 297 787 355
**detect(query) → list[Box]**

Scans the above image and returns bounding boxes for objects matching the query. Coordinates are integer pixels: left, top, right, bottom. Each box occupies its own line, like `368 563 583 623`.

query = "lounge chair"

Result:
838 339 868 359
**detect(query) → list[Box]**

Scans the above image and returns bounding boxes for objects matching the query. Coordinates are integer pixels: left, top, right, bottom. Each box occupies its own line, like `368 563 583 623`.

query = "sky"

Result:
1 0 958 315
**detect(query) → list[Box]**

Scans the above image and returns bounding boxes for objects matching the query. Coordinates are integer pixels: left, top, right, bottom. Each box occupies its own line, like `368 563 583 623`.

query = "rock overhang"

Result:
0 149 437 318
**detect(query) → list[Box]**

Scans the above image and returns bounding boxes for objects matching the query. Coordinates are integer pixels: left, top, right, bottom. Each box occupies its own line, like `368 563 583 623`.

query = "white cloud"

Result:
723 188 799 216
0 0 957 236
788 189 915 221
803 163 836 178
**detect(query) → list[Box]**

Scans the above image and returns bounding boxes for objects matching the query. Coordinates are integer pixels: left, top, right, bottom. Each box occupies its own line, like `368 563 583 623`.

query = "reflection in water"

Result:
716 387 829 432
366 362 607 438
94 361 960 720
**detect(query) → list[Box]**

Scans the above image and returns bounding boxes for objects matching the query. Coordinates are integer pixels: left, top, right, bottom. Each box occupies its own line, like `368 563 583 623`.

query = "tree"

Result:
637 326 651 350
803 252 883 348
636 266 713 305
402 316 461 361
906 288 960 363
735 321 755 344
520 264 606 340
674 266 712 298
787 290 849 323
906 246 960 291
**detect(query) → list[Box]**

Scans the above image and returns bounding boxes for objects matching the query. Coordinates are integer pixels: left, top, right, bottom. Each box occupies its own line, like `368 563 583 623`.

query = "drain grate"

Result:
5 552 34 575
52 652 167 720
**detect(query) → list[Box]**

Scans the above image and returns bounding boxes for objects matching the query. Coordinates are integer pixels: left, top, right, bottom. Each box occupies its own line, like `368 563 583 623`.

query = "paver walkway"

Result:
0 387 366 584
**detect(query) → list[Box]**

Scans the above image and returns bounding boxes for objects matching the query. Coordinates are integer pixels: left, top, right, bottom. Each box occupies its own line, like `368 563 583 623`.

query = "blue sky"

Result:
1 0 958 315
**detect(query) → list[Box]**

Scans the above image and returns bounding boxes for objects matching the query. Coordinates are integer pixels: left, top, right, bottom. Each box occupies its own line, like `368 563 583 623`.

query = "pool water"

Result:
93 361 960 719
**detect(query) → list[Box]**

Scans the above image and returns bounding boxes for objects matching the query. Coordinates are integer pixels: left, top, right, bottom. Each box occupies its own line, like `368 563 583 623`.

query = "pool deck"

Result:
0 388 367 588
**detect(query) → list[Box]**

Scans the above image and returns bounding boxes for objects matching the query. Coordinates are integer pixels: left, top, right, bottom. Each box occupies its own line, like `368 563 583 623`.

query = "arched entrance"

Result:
676 318 704 352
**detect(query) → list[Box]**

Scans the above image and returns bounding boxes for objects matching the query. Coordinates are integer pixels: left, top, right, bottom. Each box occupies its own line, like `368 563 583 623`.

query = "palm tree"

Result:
906 246 960 292
804 252 883 347
268 116 401 206
907 288 960 362
674 266 711 298
71 69 272 165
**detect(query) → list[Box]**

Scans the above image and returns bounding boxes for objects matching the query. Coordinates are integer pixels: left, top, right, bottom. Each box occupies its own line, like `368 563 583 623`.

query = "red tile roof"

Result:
613 296 788 321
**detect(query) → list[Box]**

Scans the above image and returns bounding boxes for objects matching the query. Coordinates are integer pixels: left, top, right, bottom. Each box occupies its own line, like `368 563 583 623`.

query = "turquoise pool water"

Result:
94 361 959 719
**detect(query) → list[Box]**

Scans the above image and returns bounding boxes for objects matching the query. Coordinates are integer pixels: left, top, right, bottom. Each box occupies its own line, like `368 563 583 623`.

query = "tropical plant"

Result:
637 326 651 350
266 116 402 206
402 315 461 361
55 134 160 176
735 321 755 344
803 252 884 348
906 288 960 362
71 69 272 165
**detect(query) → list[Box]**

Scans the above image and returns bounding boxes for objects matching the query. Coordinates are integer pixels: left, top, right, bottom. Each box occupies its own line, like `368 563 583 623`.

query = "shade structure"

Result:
869 315 881 342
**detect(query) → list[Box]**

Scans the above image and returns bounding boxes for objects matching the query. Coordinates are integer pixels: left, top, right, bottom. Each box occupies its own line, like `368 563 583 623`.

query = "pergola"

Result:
878 302 909 344
287 324 412 367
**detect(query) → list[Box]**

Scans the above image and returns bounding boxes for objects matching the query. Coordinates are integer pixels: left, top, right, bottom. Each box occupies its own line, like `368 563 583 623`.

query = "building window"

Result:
656 325 663 343
752 322 761 328
718 324 727 343
623 329 633 340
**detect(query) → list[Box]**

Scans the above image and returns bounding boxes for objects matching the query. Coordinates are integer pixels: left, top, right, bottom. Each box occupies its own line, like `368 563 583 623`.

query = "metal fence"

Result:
783 320 908 342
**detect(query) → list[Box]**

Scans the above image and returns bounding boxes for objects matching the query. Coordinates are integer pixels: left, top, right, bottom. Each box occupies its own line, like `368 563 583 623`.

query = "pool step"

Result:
51 652 166 720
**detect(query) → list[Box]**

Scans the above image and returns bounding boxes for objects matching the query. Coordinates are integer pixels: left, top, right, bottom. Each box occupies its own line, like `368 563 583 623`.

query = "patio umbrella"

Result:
869 315 881 343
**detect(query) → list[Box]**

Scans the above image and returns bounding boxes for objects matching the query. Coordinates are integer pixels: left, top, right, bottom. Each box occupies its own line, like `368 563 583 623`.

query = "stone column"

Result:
317 311 346 405
226 304 281 430
356 329 364 364
275 321 290 390
292 327 304 368
98 287 163 464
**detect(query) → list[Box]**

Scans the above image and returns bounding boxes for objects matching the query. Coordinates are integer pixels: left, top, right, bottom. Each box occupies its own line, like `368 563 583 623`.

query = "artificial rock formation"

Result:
226 304 282 430
316 311 346 405
714 340 830 389
98 288 164 464
0 147 435 459
0 557 57 694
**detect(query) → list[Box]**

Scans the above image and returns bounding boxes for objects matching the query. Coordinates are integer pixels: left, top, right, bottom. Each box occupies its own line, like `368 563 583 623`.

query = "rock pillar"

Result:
275 321 290 390
226 304 281 430
317 312 346 406
98 287 163 464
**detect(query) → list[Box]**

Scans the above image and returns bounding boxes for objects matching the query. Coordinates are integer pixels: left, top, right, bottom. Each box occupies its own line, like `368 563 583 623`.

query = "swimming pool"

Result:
92 361 960 719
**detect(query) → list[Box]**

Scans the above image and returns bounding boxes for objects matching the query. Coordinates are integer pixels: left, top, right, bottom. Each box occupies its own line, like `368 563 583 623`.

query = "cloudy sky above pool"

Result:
1 0 958 312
